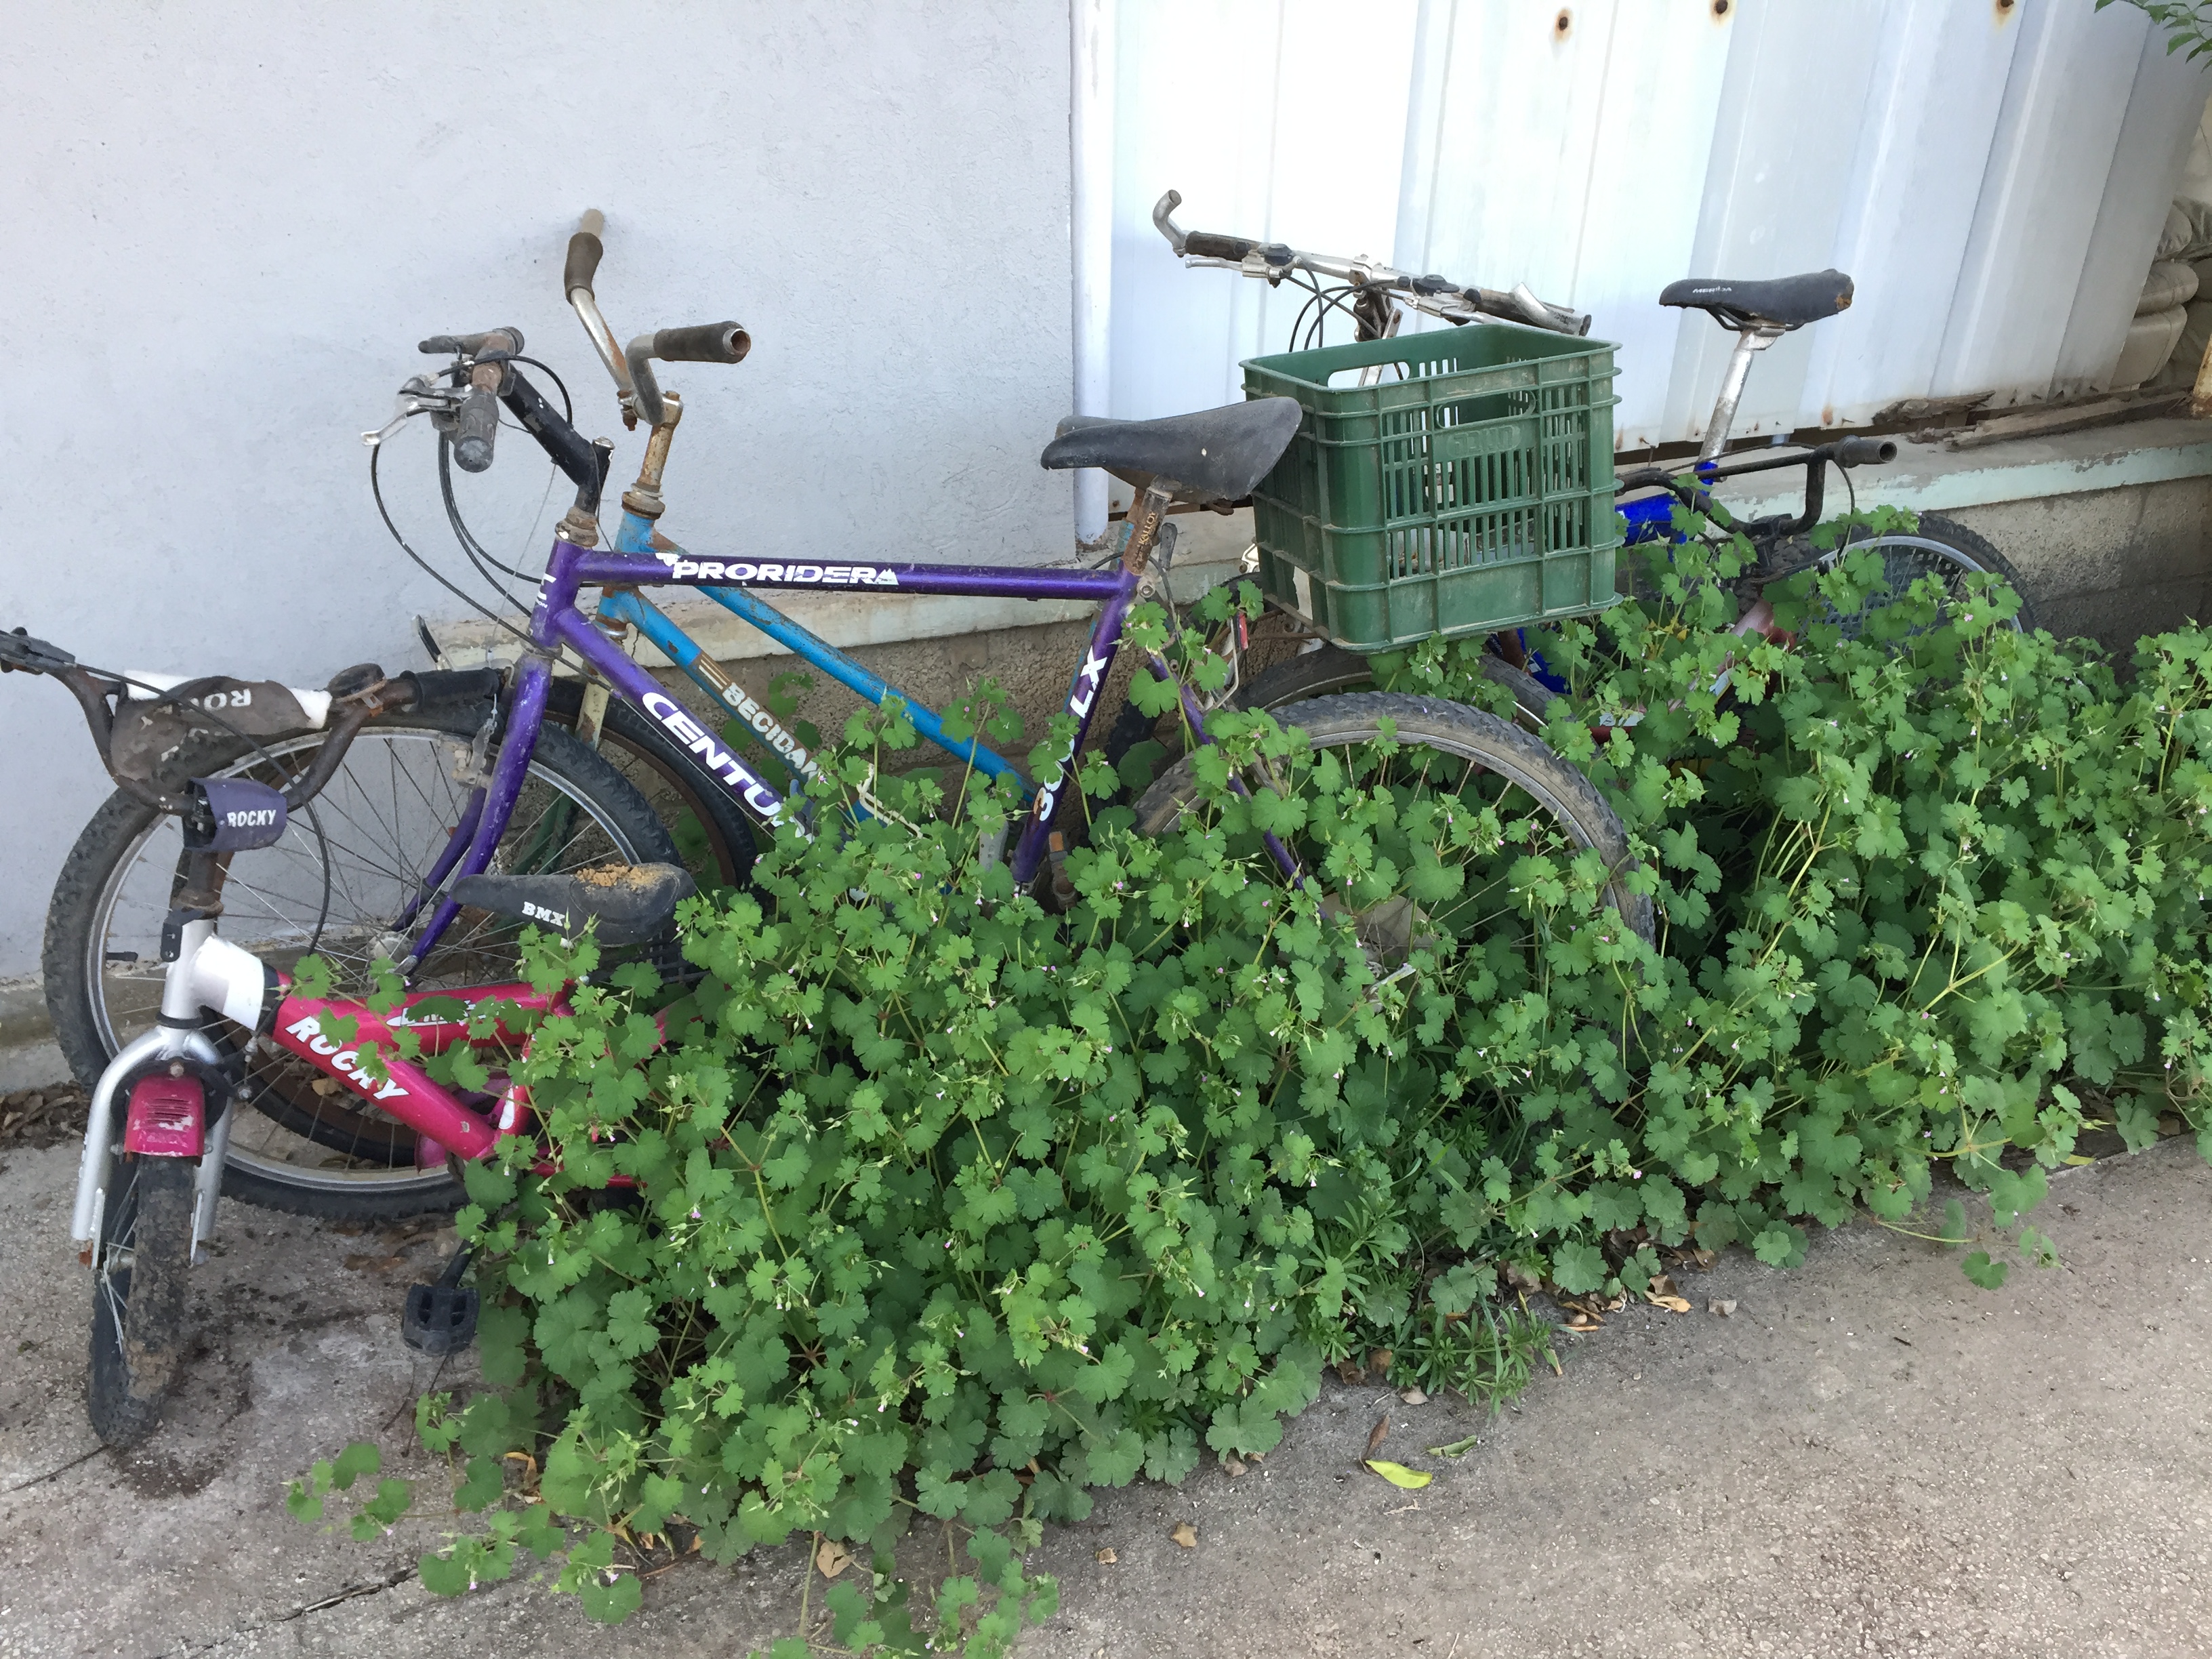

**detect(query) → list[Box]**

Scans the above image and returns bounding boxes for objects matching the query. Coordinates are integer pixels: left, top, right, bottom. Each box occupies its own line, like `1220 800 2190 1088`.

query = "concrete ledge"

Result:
1717 416 2212 516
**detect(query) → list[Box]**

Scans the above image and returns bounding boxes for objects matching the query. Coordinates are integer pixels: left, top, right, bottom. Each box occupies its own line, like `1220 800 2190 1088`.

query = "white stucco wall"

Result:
0 2 1072 977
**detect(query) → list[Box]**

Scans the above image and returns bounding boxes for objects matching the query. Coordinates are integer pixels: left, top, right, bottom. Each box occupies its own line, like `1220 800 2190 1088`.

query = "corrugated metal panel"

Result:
1107 0 2212 449
1108 0 1416 422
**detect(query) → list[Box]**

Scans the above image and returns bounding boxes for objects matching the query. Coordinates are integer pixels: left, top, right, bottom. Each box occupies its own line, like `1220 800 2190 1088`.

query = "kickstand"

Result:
402 1242 480 1355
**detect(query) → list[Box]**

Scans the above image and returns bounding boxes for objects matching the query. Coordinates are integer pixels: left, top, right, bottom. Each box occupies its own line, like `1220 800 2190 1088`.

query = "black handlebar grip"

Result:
1835 436 1898 468
651 323 752 365
565 230 605 298
451 386 500 473
1183 232 1258 260
419 328 524 359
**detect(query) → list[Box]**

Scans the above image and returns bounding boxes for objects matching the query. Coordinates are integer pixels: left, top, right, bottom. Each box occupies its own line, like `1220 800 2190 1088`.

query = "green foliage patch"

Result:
297 516 2212 1652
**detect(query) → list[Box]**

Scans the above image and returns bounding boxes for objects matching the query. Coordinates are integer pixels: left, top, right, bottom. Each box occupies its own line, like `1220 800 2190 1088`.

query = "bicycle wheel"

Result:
44 713 677 1220
1107 647 1555 797
543 678 762 890
87 1153 194 1446
1776 512 2037 638
1235 646 1555 731
1132 691 1654 947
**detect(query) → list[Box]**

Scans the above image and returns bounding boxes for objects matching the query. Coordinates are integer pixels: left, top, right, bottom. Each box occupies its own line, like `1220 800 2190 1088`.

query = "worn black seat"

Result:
452 863 694 945
1040 397 1303 503
1660 269 1853 331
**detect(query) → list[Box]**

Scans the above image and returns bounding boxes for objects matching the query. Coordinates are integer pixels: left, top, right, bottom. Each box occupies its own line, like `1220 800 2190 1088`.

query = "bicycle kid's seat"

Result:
1040 397 1302 504
1660 269 1853 332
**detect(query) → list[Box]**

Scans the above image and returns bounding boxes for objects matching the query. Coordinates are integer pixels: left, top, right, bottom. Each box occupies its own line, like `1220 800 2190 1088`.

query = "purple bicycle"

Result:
25 212 1650 1233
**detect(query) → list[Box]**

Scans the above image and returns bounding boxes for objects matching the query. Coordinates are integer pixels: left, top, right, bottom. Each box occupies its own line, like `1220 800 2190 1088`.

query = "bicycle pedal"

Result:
401 1282 480 1355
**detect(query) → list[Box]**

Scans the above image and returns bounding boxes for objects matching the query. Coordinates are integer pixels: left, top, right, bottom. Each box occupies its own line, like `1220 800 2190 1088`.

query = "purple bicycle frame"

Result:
398 539 1149 964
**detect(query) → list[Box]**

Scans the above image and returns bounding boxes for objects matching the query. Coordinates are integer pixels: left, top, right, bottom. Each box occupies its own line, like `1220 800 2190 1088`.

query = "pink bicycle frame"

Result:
268 979 575 1163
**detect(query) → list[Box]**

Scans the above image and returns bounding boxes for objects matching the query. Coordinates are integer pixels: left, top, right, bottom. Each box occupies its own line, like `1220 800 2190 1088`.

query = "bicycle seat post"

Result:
1698 325 1783 465
1120 481 1175 575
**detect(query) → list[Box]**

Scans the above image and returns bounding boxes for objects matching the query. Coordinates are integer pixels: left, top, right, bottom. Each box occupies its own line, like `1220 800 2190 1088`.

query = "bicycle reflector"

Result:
188 776 289 852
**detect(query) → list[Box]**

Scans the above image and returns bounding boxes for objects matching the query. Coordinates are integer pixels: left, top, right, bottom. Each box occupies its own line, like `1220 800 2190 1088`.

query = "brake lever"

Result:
362 373 468 447
0 627 77 675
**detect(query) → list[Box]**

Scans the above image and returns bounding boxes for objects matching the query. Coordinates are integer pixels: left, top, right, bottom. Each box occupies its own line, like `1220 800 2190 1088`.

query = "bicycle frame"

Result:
390 526 1170 972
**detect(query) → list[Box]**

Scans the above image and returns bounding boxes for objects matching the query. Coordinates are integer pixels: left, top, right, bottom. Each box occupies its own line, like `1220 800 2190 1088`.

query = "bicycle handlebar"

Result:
418 327 525 358
553 210 751 428
623 322 751 427
451 384 501 473
650 323 751 365
1151 188 1591 336
1183 230 1260 262
565 209 606 300
1835 436 1897 468
1619 435 1900 542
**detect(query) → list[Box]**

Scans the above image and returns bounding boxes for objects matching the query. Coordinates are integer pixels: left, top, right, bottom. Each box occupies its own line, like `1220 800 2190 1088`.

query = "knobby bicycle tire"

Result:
1105 647 1555 800
1234 647 1555 731
87 1153 194 1446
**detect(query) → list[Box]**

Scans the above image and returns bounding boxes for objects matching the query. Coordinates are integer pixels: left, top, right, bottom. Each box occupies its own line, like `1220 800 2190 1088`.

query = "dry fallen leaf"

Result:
1223 1456 1246 1477
1399 1387 1428 1406
1603 1293 1626 1313
1364 1460 1433 1490
1366 1414 1391 1457
1169 1522 1198 1549
1709 1299 1737 1317
1095 1547 1118 1565
1691 1248 1717 1269
1565 1310 1602 1330
1368 1347 1395 1375
1503 1262 1542 1293
1335 1359 1366 1385
1648 1273 1677 1298
815 1538 851 1578
1650 1294 1693 1314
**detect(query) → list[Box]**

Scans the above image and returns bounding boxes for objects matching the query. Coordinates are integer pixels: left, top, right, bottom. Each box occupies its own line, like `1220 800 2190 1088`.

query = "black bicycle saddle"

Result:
1660 270 1853 331
1040 397 1303 503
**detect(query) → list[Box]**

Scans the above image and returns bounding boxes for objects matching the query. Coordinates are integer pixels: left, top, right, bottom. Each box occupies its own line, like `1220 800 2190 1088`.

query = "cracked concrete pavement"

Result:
2 1133 2208 1658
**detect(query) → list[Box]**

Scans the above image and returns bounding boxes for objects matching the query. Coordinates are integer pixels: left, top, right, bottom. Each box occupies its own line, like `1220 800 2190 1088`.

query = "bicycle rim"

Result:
1814 533 2027 639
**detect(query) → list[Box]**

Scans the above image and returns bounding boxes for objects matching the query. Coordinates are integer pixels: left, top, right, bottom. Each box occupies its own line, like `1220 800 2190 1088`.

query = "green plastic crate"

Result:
1241 325 1622 653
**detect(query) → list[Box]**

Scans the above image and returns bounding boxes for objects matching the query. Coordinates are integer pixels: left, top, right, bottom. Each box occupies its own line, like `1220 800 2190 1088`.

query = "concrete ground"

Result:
2 1132 2209 1659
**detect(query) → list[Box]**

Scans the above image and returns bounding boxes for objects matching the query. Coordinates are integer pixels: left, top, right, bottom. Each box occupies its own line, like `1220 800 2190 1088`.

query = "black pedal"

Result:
401 1247 479 1355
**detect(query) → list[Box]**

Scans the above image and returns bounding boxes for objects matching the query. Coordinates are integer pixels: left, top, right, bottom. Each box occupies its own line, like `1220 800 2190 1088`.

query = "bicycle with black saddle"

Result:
1141 190 2036 733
